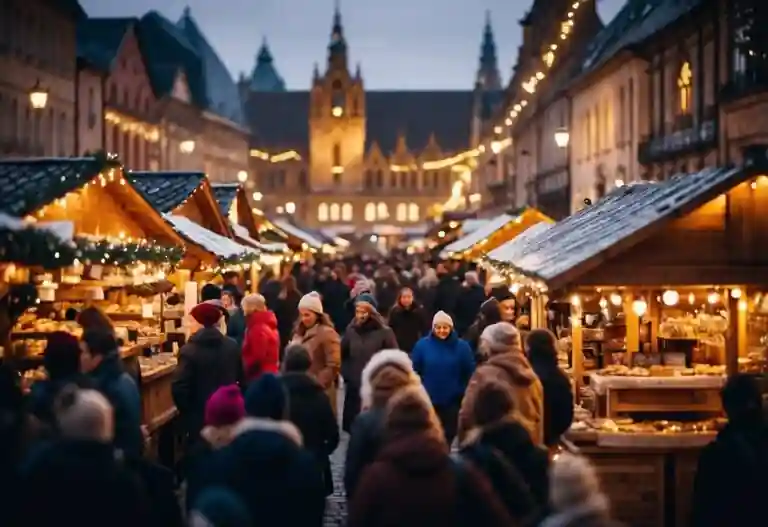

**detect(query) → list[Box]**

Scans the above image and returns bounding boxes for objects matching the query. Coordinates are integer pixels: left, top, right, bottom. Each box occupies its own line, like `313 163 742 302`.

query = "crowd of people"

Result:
0 257 766 527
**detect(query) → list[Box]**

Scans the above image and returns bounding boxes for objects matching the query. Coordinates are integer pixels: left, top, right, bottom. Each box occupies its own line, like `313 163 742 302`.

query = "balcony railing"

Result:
638 110 717 165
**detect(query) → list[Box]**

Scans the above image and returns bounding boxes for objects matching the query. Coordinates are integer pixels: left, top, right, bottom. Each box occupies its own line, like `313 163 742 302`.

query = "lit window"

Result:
408 203 419 222
678 61 692 114
376 202 388 220
341 203 352 221
330 203 340 221
396 203 407 222
318 202 328 222
364 203 376 222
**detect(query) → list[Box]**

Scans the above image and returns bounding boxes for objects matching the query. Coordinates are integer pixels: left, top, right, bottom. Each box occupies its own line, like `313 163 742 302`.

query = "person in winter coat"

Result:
187 374 326 527
222 286 246 347
190 487 253 527
458 322 544 445
290 292 341 413
541 453 622 527
388 287 430 354
341 293 399 431
282 344 340 496
488 285 519 324
274 275 302 354
454 271 486 337
241 293 280 382
344 349 421 498
315 268 352 334
459 379 550 517
690 374 768 527
432 263 462 319
411 311 475 444
258 269 282 310
526 329 573 447
464 298 503 359
80 329 143 458
416 268 438 315
348 385 516 527
200 283 230 333
172 303 245 444
28 331 89 427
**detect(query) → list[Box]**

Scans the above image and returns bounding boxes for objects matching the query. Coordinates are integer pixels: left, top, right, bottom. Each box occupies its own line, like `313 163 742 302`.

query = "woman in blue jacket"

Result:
411 310 475 445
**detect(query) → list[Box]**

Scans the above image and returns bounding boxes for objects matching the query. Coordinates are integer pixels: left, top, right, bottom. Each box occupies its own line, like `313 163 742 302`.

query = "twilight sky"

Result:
79 0 626 90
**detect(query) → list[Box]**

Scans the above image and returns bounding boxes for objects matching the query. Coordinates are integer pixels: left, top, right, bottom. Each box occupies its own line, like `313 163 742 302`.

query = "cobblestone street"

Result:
325 385 348 526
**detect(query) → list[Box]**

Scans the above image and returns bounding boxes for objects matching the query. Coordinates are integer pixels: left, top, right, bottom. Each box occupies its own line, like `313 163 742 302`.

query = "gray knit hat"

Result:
479 322 522 356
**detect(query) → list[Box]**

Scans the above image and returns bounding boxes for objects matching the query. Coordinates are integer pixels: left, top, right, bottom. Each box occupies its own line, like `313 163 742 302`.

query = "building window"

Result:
364 203 376 222
410 172 417 189
408 203 419 222
318 203 329 222
330 203 340 221
678 61 692 114
364 170 373 188
396 203 407 222
341 203 352 221
400 172 407 188
390 172 397 187
332 143 341 166
375 170 383 188
376 202 388 220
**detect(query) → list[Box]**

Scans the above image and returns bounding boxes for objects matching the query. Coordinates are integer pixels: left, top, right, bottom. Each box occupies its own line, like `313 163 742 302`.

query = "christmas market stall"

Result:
441 207 553 261
0 156 186 442
484 152 768 527
271 217 334 258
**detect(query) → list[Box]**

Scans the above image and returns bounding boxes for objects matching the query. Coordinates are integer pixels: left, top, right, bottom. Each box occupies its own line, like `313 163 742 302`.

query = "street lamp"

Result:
554 127 570 148
491 140 502 154
285 202 296 214
179 140 195 154
29 80 48 109
237 170 248 182
252 191 263 201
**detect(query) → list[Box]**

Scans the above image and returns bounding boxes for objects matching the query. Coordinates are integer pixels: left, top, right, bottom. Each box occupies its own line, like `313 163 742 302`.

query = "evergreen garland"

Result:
218 251 261 268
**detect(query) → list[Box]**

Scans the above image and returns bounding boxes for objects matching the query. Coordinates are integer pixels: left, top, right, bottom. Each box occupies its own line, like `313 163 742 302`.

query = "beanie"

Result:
205 385 245 428
190 302 223 327
201 283 223 302
298 291 323 314
244 373 287 420
550 453 607 512
472 379 515 427
480 322 521 355
191 487 252 527
432 310 453 328
43 331 81 377
355 292 378 310
350 279 371 298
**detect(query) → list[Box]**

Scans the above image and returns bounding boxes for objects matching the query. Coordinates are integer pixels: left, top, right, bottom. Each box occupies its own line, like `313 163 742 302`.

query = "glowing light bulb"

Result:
609 292 622 306
631 298 647 317
662 290 679 306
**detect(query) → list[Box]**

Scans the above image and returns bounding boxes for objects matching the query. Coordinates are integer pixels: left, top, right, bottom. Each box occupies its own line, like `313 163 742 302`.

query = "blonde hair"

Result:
54 385 114 442
242 293 266 315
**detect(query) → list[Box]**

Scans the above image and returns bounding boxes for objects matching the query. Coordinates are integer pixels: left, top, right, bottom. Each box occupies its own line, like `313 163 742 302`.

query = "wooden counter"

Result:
567 430 710 527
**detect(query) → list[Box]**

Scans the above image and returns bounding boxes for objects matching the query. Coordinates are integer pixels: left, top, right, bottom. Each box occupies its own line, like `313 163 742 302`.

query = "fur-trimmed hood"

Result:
231 417 303 446
360 349 420 409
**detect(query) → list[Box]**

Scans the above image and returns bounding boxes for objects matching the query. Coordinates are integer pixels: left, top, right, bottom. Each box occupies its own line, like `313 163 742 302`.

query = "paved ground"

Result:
324 385 348 526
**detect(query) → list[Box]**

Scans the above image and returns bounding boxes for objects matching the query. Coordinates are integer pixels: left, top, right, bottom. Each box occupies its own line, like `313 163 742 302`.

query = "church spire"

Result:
328 0 348 70
477 10 502 91
257 37 273 64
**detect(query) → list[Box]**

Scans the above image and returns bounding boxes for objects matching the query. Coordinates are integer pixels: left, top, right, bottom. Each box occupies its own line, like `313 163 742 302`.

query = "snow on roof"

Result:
231 223 287 254
444 213 515 255
272 219 324 249
484 165 744 287
165 214 253 258
461 218 489 234
0 213 74 240
486 221 553 262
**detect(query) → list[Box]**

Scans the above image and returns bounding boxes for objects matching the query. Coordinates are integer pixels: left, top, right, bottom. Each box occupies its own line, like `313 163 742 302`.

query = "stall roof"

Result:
164 214 253 258
443 213 514 255
485 166 748 289
271 218 325 249
211 183 239 217
231 223 287 254
461 218 490 234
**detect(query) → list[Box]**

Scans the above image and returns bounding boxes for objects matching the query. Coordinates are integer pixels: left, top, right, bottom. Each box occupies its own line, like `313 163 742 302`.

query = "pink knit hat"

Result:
204 385 245 427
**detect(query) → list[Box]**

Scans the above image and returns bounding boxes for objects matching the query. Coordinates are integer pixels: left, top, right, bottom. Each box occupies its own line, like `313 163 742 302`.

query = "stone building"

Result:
240 6 490 238
0 0 82 158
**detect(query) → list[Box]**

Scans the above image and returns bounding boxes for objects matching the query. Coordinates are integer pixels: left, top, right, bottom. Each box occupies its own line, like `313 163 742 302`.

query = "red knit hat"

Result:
205 385 245 427
190 302 223 327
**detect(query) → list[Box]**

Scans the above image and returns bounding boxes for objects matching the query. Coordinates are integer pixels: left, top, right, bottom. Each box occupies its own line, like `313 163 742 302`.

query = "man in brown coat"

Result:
457 322 544 445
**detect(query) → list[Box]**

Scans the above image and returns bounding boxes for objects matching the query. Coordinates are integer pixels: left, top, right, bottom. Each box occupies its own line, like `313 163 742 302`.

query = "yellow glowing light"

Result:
332 106 343 117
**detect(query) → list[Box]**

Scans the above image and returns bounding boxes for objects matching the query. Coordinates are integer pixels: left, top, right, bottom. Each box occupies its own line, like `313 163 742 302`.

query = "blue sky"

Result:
79 0 626 90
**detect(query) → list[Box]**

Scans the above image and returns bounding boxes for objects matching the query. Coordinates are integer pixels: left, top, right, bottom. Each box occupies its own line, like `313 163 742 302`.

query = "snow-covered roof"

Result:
165 214 254 258
484 166 744 288
461 218 489 234
272 219 324 249
444 213 514 255
0 213 74 241
486 221 553 262
231 223 287 254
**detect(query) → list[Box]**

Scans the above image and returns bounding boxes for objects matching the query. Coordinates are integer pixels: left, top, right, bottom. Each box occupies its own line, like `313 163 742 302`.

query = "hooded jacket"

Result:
411 332 475 406
242 310 280 382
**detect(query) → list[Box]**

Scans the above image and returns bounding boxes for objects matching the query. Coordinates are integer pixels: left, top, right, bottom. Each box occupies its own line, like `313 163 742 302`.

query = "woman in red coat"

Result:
241 294 280 382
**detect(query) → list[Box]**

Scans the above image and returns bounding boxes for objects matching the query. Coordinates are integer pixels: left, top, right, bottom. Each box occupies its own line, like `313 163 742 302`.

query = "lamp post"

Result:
554 127 570 148
29 80 48 110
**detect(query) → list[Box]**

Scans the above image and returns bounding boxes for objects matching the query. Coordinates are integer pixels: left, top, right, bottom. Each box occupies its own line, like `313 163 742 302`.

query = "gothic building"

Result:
240 6 498 237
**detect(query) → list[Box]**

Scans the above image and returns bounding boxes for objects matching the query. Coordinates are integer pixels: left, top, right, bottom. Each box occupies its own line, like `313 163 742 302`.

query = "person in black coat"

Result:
388 287 430 354
281 345 340 496
432 263 461 319
454 271 486 337
273 275 302 355
172 303 245 445
464 298 502 359
525 329 573 447
691 374 768 527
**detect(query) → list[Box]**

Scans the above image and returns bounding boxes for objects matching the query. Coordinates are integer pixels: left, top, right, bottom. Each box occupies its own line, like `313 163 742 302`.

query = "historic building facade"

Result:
0 0 82 158
241 7 485 235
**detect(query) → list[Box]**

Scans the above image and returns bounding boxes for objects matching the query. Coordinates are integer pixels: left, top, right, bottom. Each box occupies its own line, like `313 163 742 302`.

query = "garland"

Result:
218 251 261 268
75 238 184 267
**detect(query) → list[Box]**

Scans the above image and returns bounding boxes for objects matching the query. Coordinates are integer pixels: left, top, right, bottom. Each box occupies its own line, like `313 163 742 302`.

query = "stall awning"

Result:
231 224 287 254
461 218 489 234
165 215 254 259
442 213 514 256
272 219 324 249
484 166 746 289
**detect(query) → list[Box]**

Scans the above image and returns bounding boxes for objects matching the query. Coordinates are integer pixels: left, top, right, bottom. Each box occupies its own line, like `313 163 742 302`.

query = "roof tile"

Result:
128 172 205 213
211 183 238 218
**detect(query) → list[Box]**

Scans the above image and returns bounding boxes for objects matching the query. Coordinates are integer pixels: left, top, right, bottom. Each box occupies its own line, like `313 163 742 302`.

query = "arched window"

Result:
364 203 376 222
329 203 340 221
332 143 341 166
408 203 419 222
317 203 329 222
377 202 388 220
396 203 407 222
678 61 692 114
341 203 353 221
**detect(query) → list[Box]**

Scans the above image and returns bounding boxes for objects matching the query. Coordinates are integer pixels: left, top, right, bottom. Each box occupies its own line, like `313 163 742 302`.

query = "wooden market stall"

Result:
0 156 187 443
271 217 330 258
441 207 553 260
484 151 768 527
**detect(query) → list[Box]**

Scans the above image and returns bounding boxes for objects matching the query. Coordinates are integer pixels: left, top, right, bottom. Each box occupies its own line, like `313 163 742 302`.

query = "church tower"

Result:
471 11 504 147
308 2 366 191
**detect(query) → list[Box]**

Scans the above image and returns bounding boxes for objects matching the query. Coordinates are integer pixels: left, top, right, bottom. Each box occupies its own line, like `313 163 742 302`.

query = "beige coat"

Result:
458 352 544 445
291 322 341 411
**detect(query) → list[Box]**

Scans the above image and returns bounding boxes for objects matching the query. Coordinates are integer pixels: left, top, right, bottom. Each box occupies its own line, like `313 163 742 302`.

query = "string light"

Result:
104 111 160 142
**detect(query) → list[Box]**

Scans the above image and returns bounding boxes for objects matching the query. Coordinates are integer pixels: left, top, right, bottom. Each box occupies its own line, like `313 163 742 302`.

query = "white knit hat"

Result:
298 291 323 314
432 310 453 327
